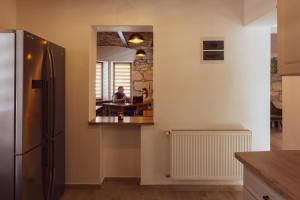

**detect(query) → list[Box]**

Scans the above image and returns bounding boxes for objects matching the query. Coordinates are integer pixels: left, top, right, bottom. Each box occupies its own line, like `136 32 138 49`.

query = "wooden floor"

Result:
60 130 282 200
61 180 243 200
271 128 283 151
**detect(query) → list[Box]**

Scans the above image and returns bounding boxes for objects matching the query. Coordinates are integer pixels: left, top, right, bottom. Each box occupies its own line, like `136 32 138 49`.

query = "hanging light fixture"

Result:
136 49 146 57
128 33 145 44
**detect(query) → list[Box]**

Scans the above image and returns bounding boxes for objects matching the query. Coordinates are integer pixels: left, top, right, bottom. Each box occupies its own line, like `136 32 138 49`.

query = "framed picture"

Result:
201 38 225 63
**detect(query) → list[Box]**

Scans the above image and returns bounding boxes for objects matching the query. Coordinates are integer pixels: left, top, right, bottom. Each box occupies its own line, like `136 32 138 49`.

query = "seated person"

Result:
112 86 130 103
142 88 152 107
112 86 133 116
136 88 152 116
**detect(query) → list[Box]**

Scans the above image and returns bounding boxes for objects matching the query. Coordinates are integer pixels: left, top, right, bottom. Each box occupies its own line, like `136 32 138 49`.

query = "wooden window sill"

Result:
89 116 154 125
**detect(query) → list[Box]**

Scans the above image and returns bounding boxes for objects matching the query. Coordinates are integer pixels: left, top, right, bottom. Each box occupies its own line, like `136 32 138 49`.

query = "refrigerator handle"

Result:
43 48 53 200
49 49 56 78
46 47 53 79
45 47 53 135
42 48 52 140
42 49 48 134
49 48 56 133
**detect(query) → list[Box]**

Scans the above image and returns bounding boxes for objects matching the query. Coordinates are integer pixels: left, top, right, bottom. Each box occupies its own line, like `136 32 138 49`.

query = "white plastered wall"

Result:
14 0 271 185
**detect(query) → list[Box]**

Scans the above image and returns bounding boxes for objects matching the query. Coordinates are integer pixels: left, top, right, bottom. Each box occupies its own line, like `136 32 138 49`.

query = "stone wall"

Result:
97 32 153 97
125 32 153 97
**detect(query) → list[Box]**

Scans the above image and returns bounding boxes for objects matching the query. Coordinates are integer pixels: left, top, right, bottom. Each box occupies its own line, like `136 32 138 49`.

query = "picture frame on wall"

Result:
201 38 225 64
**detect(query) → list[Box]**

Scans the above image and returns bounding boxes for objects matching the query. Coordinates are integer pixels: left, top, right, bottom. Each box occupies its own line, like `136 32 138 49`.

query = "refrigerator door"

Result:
51 133 65 200
42 139 53 200
43 39 57 200
44 46 55 140
48 42 65 137
48 42 65 200
15 145 45 200
15 31 47 154
0 32 16 200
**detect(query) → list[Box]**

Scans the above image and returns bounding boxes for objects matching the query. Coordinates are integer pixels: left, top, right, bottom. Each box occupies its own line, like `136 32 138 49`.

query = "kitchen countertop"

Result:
235 150 300 200
89 116 154 125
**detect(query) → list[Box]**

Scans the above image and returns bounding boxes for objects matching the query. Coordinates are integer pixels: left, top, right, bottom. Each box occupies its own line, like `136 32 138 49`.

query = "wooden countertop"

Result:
235 151 300 200
89 116 154 125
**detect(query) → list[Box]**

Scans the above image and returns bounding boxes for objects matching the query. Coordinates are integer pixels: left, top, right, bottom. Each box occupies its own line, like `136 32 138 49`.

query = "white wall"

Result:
102 125 140 178
243 0 277 25
0 0 16 31
271 34 278 58
282 77 300 150
15 0 271 185
142 25 271 184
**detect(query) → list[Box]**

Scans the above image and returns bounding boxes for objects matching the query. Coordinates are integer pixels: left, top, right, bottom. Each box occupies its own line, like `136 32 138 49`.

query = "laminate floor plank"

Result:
271 128 283 150
61 181 243 200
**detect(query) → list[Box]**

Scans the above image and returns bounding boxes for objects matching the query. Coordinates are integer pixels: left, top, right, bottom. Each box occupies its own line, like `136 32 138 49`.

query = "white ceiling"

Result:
243 0 277 27
247 8 277 28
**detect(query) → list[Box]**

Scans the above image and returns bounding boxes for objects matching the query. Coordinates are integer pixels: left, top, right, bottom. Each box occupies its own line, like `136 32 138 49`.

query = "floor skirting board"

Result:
103 177 141 184
65 184 102 189
140 184 243 192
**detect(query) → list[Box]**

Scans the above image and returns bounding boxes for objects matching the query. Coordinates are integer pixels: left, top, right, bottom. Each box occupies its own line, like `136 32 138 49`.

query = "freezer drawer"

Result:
51 133 65 200
15 145 45 200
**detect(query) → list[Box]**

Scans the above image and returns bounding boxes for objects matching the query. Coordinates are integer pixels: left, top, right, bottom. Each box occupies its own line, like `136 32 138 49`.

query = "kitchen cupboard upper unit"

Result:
278 0 300 75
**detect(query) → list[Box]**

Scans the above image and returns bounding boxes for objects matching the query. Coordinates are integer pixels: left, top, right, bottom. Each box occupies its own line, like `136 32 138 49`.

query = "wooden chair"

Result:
96 100 113 116
96 106 103 116
271 102 282 129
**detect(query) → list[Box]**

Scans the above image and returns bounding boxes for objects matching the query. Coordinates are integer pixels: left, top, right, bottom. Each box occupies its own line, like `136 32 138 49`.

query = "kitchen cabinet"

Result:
278 0 300 75
243 168 284 200
235 151 300 200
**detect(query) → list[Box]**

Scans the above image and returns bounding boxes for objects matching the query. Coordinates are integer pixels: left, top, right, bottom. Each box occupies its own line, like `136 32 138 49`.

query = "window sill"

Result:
89 116 154 125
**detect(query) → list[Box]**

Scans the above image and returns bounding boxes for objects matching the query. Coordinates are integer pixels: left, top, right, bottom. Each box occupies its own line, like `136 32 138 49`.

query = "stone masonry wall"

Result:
98 32 153 98
125 32 153 97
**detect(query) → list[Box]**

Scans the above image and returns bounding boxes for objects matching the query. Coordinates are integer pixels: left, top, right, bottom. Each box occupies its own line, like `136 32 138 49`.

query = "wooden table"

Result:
102 103 149 116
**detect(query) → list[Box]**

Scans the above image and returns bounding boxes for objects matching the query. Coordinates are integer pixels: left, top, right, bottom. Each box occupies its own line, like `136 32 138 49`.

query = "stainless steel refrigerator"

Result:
0 30 65 200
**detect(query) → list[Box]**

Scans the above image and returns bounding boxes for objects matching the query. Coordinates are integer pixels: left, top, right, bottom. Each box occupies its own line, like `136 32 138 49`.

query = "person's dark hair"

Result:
118 86 124 90
142 88 148 97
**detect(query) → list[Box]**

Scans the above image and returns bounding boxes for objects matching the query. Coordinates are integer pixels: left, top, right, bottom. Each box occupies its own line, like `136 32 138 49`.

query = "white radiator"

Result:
169 129 251 181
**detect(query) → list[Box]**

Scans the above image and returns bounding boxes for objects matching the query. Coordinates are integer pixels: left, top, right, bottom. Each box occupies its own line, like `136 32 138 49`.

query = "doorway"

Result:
270 32 283 150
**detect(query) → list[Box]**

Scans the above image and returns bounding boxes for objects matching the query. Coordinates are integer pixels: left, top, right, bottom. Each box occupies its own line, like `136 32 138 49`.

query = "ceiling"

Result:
95 25 153 32
97 32 153 48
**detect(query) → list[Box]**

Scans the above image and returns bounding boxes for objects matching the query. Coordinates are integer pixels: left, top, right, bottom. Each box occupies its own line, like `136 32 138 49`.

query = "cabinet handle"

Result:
263 195 270 200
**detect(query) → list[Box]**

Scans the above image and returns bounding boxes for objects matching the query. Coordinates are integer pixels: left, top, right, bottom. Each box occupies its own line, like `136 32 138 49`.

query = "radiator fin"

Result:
170 130 251 180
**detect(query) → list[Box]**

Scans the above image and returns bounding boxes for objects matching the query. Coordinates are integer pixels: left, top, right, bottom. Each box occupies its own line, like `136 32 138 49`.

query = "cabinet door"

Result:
278 0 300 75
244 168 285 200
244 189 258 200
